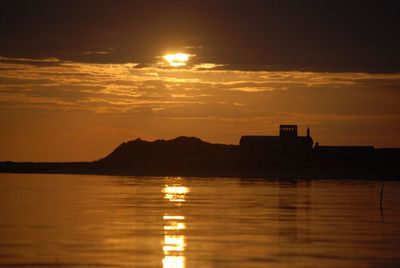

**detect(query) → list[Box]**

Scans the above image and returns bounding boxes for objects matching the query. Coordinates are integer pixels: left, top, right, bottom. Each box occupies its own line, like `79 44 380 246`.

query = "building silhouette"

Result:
240 125 313 167
313 144 375 168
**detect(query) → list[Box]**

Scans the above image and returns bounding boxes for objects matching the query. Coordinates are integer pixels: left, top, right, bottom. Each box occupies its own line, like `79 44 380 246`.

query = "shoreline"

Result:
1 162 399 180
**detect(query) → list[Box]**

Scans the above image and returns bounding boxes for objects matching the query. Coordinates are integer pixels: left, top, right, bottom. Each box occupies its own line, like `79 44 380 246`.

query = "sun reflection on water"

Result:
162 256 185 268
163 185 189 203
163 215 185 220
162 182 188 268
164 222 186 231
163 235 185 252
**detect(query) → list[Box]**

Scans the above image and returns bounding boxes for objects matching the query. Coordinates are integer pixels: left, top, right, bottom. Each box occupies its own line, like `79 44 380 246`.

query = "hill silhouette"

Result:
97 136 239 170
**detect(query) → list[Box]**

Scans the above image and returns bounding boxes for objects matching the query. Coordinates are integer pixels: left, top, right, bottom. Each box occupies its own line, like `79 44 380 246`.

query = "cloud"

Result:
83 51 111 55
1 56 400 119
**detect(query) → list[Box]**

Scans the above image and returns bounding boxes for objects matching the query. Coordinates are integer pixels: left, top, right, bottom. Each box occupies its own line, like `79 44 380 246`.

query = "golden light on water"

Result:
163 215 185 220
164 222 186 231
163 235 185 252
163 186 189 195
163 53 190 67
163 185 189 202
162 256 185 268
162 182 188 268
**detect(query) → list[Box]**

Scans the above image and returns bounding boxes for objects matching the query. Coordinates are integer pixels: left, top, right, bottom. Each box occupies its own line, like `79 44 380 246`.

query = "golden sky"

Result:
1 56 400 161
1 1 399 161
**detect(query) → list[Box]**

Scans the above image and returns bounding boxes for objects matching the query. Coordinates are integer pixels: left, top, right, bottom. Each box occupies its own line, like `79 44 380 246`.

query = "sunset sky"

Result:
1 0 400 161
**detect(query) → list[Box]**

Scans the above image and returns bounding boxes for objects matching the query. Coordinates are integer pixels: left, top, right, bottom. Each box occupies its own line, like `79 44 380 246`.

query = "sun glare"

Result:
163 53 190 67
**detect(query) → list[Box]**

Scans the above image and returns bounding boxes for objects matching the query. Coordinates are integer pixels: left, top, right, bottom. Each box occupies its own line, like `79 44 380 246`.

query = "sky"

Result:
1 0 400 161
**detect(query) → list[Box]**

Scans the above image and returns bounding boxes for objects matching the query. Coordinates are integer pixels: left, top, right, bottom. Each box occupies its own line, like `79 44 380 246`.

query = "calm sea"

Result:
0 174 400 268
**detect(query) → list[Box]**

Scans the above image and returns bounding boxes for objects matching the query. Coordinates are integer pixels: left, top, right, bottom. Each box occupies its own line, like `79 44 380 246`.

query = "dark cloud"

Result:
1 0 399 72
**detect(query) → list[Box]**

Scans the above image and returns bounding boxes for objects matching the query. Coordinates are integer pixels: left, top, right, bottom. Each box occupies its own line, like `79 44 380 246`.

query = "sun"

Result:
163 53 190 67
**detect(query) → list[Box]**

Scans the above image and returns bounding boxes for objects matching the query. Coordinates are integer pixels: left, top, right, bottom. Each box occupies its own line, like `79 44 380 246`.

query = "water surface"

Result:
1 174 400 267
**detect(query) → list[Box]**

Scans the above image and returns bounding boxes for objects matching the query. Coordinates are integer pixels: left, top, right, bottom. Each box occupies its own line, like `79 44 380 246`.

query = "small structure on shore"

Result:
240 125 313 166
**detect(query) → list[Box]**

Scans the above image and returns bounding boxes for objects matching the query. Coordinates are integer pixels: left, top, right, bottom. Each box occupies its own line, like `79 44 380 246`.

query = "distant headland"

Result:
1 125 399 179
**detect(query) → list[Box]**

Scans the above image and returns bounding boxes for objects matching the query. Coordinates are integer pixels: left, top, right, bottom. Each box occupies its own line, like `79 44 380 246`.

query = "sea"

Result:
0 173 400 268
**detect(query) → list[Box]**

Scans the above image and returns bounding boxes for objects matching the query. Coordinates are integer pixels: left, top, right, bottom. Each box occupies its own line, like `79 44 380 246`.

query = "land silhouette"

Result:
1 125 399 179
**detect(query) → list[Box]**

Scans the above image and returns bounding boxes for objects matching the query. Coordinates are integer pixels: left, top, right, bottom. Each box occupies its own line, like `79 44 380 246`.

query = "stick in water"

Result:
380 181 385 210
